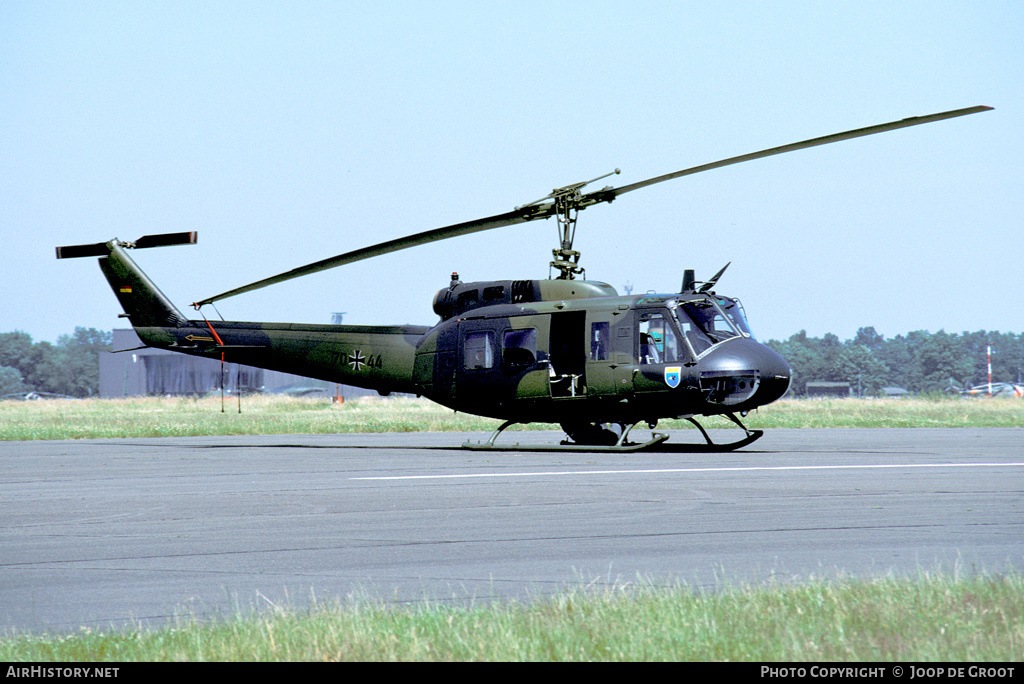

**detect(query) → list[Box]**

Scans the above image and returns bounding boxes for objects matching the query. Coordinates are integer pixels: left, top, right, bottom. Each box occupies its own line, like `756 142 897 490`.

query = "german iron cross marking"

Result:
348 350 366 371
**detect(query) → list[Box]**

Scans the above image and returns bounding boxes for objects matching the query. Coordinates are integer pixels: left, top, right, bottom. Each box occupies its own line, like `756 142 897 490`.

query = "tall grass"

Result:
0 395 1021 441
2 573 1021 661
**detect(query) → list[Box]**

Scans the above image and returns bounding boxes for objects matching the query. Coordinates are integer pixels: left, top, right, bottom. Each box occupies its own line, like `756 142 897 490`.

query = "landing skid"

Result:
674 412 764 452
461 413 762 453
463 420 669 453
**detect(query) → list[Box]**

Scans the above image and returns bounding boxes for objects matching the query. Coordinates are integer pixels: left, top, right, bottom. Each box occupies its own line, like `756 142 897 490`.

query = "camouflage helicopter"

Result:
57 105 991 451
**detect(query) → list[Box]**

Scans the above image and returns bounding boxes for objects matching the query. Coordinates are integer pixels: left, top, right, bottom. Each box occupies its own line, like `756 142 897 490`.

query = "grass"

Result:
738 395 1024 429
0 394 502 441
0 394 1022 441
1 572 1021 661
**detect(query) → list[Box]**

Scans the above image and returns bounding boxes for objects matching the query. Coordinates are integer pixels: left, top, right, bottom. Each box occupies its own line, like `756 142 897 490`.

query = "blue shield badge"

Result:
664 366 681 389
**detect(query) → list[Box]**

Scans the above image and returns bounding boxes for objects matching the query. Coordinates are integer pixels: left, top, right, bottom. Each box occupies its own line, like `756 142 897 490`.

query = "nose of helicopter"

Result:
697 337 792 407
751 342 792 405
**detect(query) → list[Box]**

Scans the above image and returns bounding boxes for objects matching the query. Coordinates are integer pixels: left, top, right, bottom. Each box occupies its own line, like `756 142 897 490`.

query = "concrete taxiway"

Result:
2 428 1022 634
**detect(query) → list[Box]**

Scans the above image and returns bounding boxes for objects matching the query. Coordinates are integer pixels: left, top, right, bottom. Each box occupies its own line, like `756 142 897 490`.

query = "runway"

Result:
2 428 1022 634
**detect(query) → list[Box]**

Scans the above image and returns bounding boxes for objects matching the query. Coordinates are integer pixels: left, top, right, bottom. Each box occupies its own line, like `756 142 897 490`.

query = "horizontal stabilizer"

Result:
56 232 197 259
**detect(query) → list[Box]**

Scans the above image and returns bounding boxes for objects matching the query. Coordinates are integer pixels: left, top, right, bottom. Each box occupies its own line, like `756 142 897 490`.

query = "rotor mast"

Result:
551 191 584 280
518 168 620 280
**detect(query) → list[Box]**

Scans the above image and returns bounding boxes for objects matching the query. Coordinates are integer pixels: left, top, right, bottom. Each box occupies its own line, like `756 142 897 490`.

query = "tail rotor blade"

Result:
55 242 110 259
56 232 197 260
134 232 197 249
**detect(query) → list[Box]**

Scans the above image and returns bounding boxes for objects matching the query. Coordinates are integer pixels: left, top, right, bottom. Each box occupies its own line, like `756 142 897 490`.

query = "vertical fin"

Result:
97 242 188 328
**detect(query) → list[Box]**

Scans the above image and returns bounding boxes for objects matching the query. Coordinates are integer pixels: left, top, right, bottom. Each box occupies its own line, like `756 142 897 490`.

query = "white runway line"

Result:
352 461 1024 481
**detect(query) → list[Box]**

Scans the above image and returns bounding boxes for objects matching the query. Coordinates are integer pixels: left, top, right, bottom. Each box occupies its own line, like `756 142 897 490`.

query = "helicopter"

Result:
57 105 991 451
947 380 1024 399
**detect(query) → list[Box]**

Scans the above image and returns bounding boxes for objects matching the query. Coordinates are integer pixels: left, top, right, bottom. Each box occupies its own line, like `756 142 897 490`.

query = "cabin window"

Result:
457 289 479 309
590 322 610 361
638 311 682 364
502 328 537 372
677 300 740 354
464 331 495 370
716 297 754 338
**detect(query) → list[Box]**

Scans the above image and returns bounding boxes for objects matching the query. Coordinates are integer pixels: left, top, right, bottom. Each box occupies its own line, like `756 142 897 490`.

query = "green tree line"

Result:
1 326 1022 399
0 328 112 398
766 327 1024 396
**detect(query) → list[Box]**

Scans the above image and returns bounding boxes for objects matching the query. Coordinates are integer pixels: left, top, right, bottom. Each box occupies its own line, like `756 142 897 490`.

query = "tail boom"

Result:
61 234 426 395
147 320 428 394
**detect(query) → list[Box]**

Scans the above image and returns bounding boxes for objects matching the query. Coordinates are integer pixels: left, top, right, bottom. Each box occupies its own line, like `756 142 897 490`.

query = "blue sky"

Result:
2 1 1020 344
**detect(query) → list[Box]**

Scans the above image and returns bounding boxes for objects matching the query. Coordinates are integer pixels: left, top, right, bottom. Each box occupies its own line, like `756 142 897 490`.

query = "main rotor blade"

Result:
193 205 554 306
195 105 991 306
585 105 993 202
